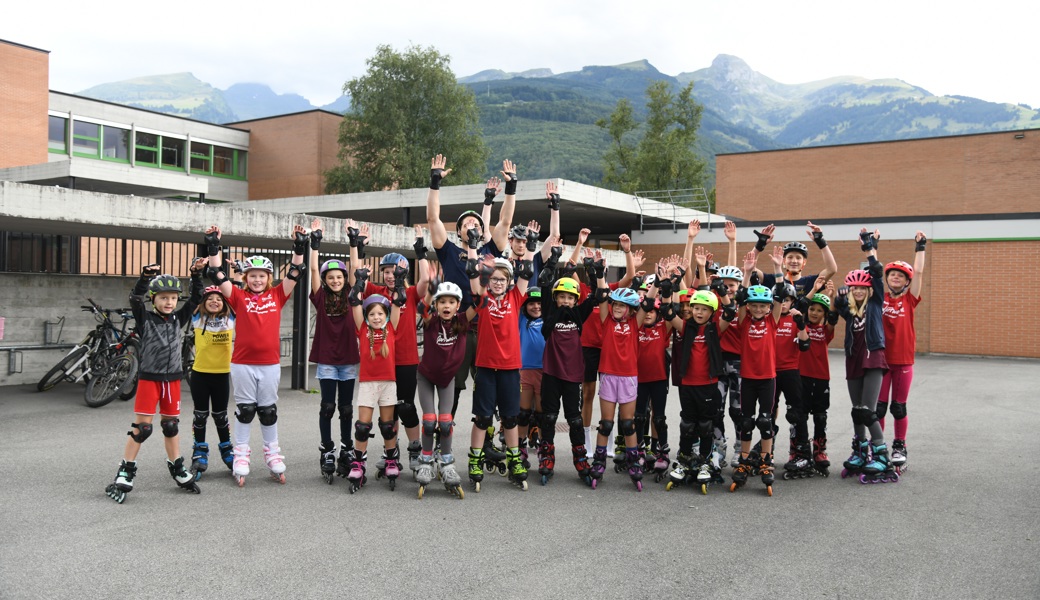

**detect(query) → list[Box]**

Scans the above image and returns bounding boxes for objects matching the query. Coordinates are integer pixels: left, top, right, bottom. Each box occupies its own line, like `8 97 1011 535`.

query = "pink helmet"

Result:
844 270 872 287
885 261 913 280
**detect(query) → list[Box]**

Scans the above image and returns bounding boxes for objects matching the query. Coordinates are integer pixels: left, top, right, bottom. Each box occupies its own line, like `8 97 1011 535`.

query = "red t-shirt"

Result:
474 288 522 370
800 323 835 380
717 310 742 355
637 321 669 383
883 292 920 365
680 322 719 386
365 282 420 366
598 314 639 377
774 313 802 372
357 322 396 382
579 282 620 348
228 285 290 365
739 314 777 380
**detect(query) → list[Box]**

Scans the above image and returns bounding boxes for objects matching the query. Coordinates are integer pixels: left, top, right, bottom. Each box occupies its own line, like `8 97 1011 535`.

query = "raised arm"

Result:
750 223 775 282
346 221 370 287
682 219 700 288
203 225 233 298
725 220 737 268
515 221 538 297
281 224 308 296
480 177 501 244
568 228 591 267
543 180 562 262
413 225 431 298
806 221 837 285
426 155 452 250
910 231 926 298
309 218 323 294
490 160 519 253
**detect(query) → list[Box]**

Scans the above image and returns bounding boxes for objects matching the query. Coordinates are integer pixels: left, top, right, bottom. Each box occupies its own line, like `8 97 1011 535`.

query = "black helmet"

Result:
148 274 182 297
508 224 529 240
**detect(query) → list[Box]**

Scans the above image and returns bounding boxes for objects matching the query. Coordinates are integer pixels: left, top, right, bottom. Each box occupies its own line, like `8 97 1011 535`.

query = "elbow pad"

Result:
516 260 534 281
798 337 811 352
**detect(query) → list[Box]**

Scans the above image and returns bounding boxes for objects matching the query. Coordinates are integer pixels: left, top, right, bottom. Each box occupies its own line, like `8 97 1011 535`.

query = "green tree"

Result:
596 81 707 195
325 45 489 193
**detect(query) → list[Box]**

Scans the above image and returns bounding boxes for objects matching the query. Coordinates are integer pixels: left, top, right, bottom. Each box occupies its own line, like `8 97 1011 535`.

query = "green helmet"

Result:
809 293 831 309
689 289 719 311
148 274 182 297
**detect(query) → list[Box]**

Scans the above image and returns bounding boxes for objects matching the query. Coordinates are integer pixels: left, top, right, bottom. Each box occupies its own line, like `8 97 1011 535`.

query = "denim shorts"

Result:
316 363 359 381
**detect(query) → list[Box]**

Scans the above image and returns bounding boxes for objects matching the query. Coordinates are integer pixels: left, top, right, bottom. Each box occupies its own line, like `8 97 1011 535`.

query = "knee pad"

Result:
565 414 582 433
235 403 257 424
633 414 647 434
160 418 179 438
128 422 152 443
678 419 697 440
891 402 907 420
397 402 420 429
728 405 743 424
851 406 877 427
517 408 532 427
212 411 229 430
422 415 438 439
318 403 336 420
354 420 374 441
500 414 518 430
472 414 493 430
697 420 714 439
541 412 559 431
876 401 890 421
437 419 453 439
192 410 209 430
756 413 773 438
257 404 278 426
619 419 636 437
784 406 804 426
378 419 397 441
652 415 668 439
739 417 756 435
813 412 827 432
597 419 615 438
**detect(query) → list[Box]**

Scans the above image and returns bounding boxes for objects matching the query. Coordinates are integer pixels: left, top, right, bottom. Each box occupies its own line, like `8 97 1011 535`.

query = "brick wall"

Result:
716 131 1040 221
236 111 343 200
0 40 49 168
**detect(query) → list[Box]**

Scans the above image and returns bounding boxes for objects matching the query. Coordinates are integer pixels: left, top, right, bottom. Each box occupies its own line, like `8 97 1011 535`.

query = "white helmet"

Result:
717 265 743 281
432 281 464 303
492 258 514 281
241 255 274 274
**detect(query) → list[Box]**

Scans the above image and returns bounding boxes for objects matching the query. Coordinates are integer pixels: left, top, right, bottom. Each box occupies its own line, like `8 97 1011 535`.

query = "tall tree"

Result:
325 45 489 193
596 81 707 195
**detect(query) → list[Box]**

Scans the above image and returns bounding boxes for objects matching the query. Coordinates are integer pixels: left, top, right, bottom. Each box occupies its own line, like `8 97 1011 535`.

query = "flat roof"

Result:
0 38 49 54
49 90 250 132
717 127 1039 157
227 108 344 126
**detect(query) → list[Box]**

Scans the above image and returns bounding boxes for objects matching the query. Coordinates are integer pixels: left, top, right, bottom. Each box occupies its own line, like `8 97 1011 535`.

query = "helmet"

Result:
706 261 720 274
809 293 831 309
432 281 463 303
507 224 529 240
148 274 182 297
844 270 872 287
780 283 797 300
717 266 743 281
690 289 719 311
455 210 486 236
362 294 391 312
320 259 347 277
639 274 657 291
202 285 223 298
885 261 913 280
524 288 542 305
492 258 513 281
783 242 809 257
379 253 408 270
746 285 774 304
646 297 662 310
677 289 693 304
242 255 274 274
552 278 580 298
609 288 641 308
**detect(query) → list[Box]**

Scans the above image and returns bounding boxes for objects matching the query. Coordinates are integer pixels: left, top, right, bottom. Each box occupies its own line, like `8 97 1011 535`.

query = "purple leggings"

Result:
878 365 913 439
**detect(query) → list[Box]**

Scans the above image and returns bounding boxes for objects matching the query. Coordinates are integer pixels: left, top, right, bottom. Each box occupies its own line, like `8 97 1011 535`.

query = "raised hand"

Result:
724 220 736 241
484 177 502 205
770 245 783 269
546 180 561 210
688 219 701 239
631 249 645 269
619 234 632 253
742 250 757 272
430 155 452 189
578 228 591 246
694 246 707 267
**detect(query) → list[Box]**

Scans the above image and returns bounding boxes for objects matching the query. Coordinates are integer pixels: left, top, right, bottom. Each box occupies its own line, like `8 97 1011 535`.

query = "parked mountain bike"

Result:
37 298 139 408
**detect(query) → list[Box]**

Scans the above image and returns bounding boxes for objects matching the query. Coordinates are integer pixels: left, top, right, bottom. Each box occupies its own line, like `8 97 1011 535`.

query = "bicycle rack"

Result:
45 317 65 345
8 350 21 375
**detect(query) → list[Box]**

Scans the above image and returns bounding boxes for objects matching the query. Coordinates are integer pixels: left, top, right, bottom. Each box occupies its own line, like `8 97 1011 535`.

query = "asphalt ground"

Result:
1 353 1038 599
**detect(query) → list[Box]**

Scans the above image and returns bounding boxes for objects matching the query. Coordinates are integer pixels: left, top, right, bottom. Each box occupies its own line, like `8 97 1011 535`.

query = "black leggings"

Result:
678 384 722 458
319 378 356 447
801 375 830 440
774 369 808 444
739 377 776 443
636 380 668 444
394 364 419 429
189 371 231 444
540 374 583 446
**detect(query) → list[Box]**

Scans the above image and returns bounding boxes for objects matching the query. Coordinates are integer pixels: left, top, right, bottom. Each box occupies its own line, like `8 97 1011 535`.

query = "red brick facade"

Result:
0 40 49 168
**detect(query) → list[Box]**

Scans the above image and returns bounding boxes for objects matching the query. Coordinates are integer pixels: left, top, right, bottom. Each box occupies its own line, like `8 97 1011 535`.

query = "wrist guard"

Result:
812 230 827 250
915 235 928 252
629 275 644 291
466 227 481 250
483 187 496 206
430 168 445 190
348 285 364 306
292 232 308 256
657 278 674 297
750 271 760 286
478 265 494 288
735 286 749 306
826 310 840 326
547 193 560 211
593 287 610 305
640 295 656 313
207 266 229 287
516 260 534 281
753 229 769 253
793 313 805 330
559 263 577 279
285 262 304 281
526 229 539 253
660 302 676 321
392 287 407 307
504 174 518 196
203 232 221 257
721 303 738 322
465 259 481 280
310 229 322 250
772 283 788 302
591 259 606 281
353 268 370 286
859 230 874 252
550 245 563 262
413 237 427 262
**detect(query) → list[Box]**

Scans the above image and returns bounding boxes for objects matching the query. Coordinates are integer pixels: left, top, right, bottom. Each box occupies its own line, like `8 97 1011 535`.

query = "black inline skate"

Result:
335 443 355 479
319 441 336 484
812 436 830 477
105 460 137 504
666 452 694 491
168 457 201 494
537 442 555 485
481 431 508 477
783 443 816 480
572 444 592 486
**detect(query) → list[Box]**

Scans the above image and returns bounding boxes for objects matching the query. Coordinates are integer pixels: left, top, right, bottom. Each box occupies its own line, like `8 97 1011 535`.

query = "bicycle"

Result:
37 299 140 408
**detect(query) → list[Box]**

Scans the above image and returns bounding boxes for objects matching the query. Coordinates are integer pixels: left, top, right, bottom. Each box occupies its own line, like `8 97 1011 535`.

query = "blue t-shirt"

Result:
511 252 545 286
435 241 502 309
519 313 545 370
762 273 820 298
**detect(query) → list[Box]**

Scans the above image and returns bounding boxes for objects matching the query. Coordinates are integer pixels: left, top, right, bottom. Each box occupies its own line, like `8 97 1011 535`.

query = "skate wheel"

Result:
541 475 549 486
859 474 868 484
473 481 481 493
389 478 396 491
193 470 203 482
274 473 286 484
497 465 507 476
634 481 642 492
701 483 708 495
665 481 675 491
590 479 598 490
456 487 465 500
729 482 738 493
840 468 849 479
417 486 425 500
766 485 773 497
519 480 528 491
236 476 246 488
322 473 334 485
613 464 622 473
782 472 791 480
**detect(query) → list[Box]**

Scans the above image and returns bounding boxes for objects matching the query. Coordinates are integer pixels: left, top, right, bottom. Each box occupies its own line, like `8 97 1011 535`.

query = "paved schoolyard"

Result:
1 354 1038 599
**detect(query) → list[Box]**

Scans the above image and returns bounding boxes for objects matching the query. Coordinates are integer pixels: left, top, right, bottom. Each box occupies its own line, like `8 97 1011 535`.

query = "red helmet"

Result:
885 261 913 280
844 270 872 287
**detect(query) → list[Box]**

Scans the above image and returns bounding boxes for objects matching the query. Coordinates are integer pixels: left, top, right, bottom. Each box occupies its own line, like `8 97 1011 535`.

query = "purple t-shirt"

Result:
309 288 360 366
543 319 584 383
418 314 470 388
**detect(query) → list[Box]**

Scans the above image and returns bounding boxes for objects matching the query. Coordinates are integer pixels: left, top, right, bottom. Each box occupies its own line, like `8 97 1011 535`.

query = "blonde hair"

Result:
847 288 871 318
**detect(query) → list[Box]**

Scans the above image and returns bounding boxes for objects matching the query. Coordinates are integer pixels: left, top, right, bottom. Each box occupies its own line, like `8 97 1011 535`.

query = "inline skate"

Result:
232 444 250 487
627 449 644 492
406 440 422 480
840 437 869 479
860 443 900 484
589 448 607 489
481 433 508 477
440 454 464 499
760 452 775 496
651 444 670 483
612 435 625 468
190 442 209 481
572 444 592 485
713 434 728 468
168 457 201 494
416 454 434 499
105 460 137 504
468 448 484 493
812 437 830 476
335 443 355 479
538 442 555 485
782 443 816 480
891 439 908 474
376 446 401 491
319 441 336 484
347 451 367 493
506 447 529 491
729 456 752 492
218 441 234 470
263 443 286 484
666 452 694 491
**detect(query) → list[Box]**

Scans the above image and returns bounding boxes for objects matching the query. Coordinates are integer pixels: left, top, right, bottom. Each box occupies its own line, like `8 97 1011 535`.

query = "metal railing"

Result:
633 188 712 233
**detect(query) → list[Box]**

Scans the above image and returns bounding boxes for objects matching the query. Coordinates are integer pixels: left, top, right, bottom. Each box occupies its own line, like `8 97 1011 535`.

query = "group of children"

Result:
104 154 927 502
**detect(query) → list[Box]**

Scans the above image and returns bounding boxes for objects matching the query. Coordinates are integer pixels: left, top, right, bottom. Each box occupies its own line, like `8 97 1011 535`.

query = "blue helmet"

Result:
746 285 773 304
609 288 641 308
380 253 408 269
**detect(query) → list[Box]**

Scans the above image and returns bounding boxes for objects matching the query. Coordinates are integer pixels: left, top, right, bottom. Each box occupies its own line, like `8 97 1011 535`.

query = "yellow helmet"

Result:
690 289 719 311
552 278 580 298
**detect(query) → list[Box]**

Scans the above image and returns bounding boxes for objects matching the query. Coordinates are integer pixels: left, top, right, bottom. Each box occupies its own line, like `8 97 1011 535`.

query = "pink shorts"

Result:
598 373 638 404
134 380 181 416
520 369 543 395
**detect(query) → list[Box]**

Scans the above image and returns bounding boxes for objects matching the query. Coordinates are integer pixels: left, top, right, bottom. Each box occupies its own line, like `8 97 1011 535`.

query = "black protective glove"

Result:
354 268 370 285
478 264 494 288
465 258 481 280
826 310 840 326
503 171 518 195
142 263 161 278
792 313 806 330
347 227 360 247
772 283 788 302
203 231 221 257
466 227 481 250
859 230 875 252
526 228 539 253
915 234 928 253
310 229 322 251
292 231 308 256
750 270 761 287
430 167 445 190
483 187 496 206
591 259 606 281
735 286 749 306
413 236 427 262
549 245 563 263
721 303 738 322
657 278 674 297
709 278 728 299
812 229 827 249
753 229 770 253
559 262 578 279
629 275 644 291
547 192 560 211
794 296 810 316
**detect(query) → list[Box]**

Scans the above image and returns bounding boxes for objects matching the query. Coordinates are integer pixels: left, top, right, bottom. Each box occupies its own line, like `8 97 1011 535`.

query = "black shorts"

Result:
582 346 601 384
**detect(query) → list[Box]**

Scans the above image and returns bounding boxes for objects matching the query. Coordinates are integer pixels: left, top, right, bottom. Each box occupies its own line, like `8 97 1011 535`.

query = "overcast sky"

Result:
4 0 1036 109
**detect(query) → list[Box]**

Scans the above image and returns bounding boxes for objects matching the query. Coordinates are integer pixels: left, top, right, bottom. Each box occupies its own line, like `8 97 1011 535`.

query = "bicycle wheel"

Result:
118 338 141 401
84 354 138 408
37 346 89 392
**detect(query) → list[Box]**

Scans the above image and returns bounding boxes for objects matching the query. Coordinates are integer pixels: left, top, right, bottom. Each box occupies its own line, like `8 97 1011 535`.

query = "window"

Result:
162 137 185 169
72 121 100 157
135 132 159 165
190 142 211 173
236 150 248 178
102 126 130 161
213 146 234 176
48 116 67 153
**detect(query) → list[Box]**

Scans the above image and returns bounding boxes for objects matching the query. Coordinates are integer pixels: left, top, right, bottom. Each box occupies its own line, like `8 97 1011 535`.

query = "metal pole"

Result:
290 251 308 389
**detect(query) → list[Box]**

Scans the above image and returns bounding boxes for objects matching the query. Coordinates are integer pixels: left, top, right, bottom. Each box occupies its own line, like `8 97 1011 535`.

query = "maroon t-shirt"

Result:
417 314 470 388
543 319 584 383
846 315 888 380
309 288 360 366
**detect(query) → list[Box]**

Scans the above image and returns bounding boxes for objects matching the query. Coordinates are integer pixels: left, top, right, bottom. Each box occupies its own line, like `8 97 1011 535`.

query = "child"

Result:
345 267 405 492
771 276 812 480
800 283 837 474
105 260 205 503
188 284 236 480
876 231 927 473
591 258 649 491
835 228 898 484
519 286 545 474
308 219 361 485
415 280 472 499
730 250 784 496
466 239 534 492
204 224 306 486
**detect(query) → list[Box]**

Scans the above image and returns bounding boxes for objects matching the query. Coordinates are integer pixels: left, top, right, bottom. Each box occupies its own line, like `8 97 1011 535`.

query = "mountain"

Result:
459 68 553 84
78 72 237 123
223 83 314 121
